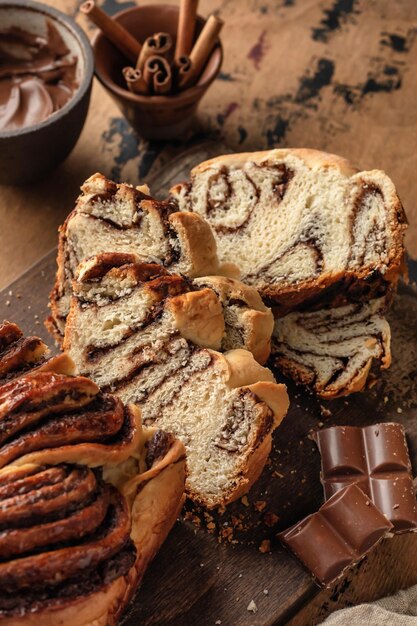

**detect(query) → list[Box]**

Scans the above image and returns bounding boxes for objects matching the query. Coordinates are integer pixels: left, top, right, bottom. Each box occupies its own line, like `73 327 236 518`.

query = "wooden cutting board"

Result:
1 146 417 626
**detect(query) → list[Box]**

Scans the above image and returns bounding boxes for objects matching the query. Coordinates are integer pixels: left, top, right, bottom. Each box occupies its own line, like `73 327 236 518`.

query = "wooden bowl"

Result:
92 4 223 140
0 0 94 185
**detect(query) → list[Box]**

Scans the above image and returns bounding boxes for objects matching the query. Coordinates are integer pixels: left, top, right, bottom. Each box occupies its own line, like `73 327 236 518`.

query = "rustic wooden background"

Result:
1 0 417 288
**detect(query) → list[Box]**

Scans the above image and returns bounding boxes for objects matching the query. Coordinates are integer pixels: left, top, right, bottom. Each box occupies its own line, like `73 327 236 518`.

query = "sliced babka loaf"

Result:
193 275 273 364
48 172 221 344
270 298 391 398
0 320 74 385
171 149 407 314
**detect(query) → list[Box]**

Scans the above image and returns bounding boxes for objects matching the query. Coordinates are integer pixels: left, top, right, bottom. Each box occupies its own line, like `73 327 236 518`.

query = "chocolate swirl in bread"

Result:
0 371 141 470
170 149 407 314
0 463 135 619
270 298 391 398
47 172 220 344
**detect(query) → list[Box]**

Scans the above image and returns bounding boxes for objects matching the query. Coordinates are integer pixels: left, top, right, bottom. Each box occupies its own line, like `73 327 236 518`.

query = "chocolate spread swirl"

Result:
0 21 78 131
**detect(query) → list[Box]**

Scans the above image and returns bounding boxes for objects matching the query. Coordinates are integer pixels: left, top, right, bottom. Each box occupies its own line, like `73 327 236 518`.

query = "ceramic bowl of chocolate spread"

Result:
0 0 94 185
92 4 222 140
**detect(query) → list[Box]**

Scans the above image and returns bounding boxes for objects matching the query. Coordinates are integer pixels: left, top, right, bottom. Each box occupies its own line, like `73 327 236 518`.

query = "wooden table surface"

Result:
1 1 417 624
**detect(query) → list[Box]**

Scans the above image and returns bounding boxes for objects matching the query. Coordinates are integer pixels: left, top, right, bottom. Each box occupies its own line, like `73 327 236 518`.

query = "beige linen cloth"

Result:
321 584 417 624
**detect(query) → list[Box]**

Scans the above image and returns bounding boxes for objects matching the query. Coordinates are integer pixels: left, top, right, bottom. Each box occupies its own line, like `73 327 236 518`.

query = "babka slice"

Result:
171 149 407 314
63 254 274 390
48 172 221 344
0 320 74 385
270 298 391 398
129 348 289 508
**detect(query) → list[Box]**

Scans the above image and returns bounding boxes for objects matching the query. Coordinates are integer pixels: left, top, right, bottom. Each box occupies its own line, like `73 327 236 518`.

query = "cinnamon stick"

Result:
143 56 172 95
122 66 149 95
179 14 223 88
173 55 192 89
136 32 172 70
80 0 141 63
175 0 199 59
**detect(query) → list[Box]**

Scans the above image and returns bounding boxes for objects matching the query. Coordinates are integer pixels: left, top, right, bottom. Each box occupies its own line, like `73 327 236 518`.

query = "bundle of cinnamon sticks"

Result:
80 0 223 96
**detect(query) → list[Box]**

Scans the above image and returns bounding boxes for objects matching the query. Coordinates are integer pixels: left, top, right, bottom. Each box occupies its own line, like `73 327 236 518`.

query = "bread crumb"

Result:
5 300 10 306
215 621 221 624
254 500 266 512
263 589 269 595
241 496 249 507
397 407 403 414
259 539 271 553
319 406 331 418
263 512 279 527
247 600 258 613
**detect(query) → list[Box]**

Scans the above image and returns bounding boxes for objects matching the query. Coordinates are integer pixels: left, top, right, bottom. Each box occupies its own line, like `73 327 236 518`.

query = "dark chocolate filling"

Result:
146 430 174 468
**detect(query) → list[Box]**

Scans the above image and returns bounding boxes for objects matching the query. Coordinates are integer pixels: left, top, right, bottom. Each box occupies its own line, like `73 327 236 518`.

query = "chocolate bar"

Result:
314 423 417 533
278 484 393 586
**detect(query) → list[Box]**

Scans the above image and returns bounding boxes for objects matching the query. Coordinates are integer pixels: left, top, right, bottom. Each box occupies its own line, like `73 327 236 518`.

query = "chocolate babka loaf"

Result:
48 172 222 344
0 325 186 624
0 436 186 625
0 463 137 626
170 149 407 314
0 370 142 470
0 320 74 385
271 298 391 398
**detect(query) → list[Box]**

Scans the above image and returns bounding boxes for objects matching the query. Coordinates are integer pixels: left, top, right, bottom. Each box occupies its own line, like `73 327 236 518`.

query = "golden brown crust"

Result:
194 275 274 364
187 148 359 178
3 404 143 471
168 211 219 277
0 574 136 626
166 288 224 350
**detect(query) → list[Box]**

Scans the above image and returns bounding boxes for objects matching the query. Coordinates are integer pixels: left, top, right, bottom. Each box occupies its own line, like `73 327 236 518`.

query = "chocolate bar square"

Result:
278 484 393 586
314 423 417 533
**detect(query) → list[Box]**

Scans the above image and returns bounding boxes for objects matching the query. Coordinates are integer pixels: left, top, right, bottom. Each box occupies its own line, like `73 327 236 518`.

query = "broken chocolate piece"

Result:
314 423 417 533
278 484 393 587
